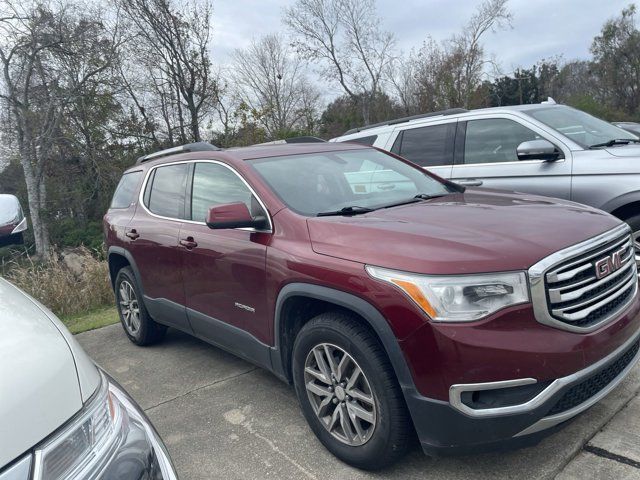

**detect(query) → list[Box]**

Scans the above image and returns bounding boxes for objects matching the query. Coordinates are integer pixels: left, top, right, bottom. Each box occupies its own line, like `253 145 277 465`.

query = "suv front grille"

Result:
545 233 638 327
543 230 637 330
547 339 640 416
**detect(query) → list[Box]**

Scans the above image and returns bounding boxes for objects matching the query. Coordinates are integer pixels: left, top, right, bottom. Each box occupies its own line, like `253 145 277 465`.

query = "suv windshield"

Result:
526 106 639 148
250 149 455 216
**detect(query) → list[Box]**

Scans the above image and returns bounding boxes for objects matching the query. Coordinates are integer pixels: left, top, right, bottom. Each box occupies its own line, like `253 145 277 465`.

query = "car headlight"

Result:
366 266 530 322
32 372 127 480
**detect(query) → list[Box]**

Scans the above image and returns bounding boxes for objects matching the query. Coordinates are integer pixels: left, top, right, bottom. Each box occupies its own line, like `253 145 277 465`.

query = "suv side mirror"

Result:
517 140 564 162
206 202 268 230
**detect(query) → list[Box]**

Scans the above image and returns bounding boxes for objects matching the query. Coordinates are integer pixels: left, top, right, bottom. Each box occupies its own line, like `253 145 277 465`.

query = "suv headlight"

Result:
32 372 126 480
366 266 530 322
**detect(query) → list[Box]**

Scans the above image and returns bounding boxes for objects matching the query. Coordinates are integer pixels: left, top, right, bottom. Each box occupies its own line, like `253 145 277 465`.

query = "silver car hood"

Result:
605 145 640 157
0 279 100 468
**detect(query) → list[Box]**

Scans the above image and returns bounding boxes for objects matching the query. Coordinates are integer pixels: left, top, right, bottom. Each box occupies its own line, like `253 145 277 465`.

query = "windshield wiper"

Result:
317 206 375 217
379 193 450 210
589 138 640 149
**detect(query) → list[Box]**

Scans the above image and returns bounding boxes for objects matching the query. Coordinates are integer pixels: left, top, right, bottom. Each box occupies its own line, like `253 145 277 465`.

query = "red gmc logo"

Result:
594 247 627 279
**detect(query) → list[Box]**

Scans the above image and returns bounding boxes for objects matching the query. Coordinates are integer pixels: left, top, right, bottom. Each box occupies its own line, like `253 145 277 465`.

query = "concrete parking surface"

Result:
77 324 640 480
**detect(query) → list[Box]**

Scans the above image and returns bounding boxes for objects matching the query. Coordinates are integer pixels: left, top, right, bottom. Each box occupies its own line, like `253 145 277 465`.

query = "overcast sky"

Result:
212 0 631 83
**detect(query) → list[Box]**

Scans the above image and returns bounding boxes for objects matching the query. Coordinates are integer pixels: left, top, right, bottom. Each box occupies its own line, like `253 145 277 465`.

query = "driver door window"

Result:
190 162 258 222
464 119 540 164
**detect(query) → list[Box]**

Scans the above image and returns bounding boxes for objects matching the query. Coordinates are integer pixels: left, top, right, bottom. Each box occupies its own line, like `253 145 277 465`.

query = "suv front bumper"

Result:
404 325 640 456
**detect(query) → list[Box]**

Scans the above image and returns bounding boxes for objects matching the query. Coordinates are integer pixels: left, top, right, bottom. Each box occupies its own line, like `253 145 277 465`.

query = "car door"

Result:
386 120 456 179
449 115 572 199
125 162 191 332
180 161 271 347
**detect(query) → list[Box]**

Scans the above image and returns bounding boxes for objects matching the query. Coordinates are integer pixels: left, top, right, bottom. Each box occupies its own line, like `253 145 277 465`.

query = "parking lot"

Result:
77 324 640 480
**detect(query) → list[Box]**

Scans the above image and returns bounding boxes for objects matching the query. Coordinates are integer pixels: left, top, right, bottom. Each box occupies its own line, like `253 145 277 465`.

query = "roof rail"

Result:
342 108 468 136
253 136 326 146
136 142 221 165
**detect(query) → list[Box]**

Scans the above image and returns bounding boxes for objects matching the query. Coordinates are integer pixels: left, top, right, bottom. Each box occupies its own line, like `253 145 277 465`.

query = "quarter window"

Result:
464 119 540 164
145 164 189 219
111 171 142 209
190 163 256 222
392 123 455 167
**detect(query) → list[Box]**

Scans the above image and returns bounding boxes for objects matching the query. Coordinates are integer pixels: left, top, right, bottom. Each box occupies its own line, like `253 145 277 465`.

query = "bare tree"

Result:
118 0 215 143
284 0 394 125
233 34 319 138
389 0 511 112
452 0 512 108
0 0 117 258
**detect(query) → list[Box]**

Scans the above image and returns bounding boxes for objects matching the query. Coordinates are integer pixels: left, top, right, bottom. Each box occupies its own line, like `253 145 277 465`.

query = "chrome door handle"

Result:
457 179 484 187
126 230 140 240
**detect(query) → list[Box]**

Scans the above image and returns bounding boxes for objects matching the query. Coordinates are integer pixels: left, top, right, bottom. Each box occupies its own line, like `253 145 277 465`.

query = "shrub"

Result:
2 247 113 317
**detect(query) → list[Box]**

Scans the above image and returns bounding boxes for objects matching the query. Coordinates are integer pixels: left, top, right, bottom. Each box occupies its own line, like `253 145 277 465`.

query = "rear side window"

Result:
392 123 455 167
111 171 142 209
144 164 189 219
343 135 377 146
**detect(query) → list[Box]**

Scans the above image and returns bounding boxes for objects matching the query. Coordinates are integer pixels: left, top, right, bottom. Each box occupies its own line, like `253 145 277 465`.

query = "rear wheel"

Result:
292 311 411 470
115 267 166 346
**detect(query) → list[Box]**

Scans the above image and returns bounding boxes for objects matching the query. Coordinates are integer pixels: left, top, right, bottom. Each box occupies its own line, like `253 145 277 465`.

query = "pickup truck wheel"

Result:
292 312 411 470
115 267 166 346
626 215 640 274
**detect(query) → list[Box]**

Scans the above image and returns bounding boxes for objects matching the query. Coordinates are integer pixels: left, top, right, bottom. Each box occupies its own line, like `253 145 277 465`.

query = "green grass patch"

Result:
62 306 119 334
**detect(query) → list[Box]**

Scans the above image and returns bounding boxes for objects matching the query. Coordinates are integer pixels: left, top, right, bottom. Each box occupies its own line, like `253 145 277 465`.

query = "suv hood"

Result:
0 279 100 468
307 190 622 274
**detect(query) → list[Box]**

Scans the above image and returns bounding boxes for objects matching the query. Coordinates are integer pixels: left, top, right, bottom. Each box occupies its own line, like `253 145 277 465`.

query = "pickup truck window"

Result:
464 119 539 164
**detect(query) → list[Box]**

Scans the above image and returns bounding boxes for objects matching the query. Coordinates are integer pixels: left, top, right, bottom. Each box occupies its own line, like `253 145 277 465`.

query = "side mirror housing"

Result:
205 202 267 230
517 140 564 162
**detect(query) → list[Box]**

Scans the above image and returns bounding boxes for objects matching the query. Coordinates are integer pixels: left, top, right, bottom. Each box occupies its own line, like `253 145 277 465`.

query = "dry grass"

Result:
2 247 114 317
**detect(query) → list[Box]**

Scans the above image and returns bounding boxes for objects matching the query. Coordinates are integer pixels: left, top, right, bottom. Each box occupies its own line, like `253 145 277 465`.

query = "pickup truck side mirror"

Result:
0 194 27 247
205 202 267 230
517 140 564 162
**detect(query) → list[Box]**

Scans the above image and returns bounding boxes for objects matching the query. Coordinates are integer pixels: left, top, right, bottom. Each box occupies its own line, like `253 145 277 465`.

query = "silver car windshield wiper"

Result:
317 206 376 217
589 138 640 149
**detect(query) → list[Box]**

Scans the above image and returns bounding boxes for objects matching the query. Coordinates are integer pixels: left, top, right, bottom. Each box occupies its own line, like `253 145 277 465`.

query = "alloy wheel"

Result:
118 280 141 335
304 343 377 446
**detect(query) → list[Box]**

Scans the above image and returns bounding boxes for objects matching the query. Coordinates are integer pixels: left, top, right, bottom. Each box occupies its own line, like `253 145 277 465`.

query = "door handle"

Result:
126 229 140 240
457 179 484 187
180 238 198 250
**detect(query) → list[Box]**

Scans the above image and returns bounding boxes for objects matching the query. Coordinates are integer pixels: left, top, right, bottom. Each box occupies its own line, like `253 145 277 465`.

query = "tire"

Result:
114 266 166 346
626 214 640 273
292 311 411 470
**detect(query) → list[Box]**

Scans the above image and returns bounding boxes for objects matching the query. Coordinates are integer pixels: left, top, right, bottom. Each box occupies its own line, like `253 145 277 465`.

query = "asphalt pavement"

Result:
77 324 640 480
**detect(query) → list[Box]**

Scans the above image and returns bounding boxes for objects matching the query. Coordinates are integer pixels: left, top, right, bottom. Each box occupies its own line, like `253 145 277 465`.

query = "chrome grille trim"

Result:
529 224 638 333
545 234 630 283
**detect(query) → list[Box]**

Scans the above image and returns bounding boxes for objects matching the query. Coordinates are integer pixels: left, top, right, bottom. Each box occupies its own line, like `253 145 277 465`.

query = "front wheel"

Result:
292 312 411 470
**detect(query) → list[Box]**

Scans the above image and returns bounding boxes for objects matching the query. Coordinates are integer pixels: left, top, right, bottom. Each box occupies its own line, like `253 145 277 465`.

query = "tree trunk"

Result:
21 155 51 260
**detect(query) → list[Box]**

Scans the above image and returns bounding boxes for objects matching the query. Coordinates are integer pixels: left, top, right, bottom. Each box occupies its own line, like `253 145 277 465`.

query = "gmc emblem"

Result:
594 247 627 279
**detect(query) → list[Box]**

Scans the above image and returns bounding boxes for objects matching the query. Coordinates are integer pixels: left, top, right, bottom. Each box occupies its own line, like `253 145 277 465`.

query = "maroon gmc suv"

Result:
104 141 640 469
